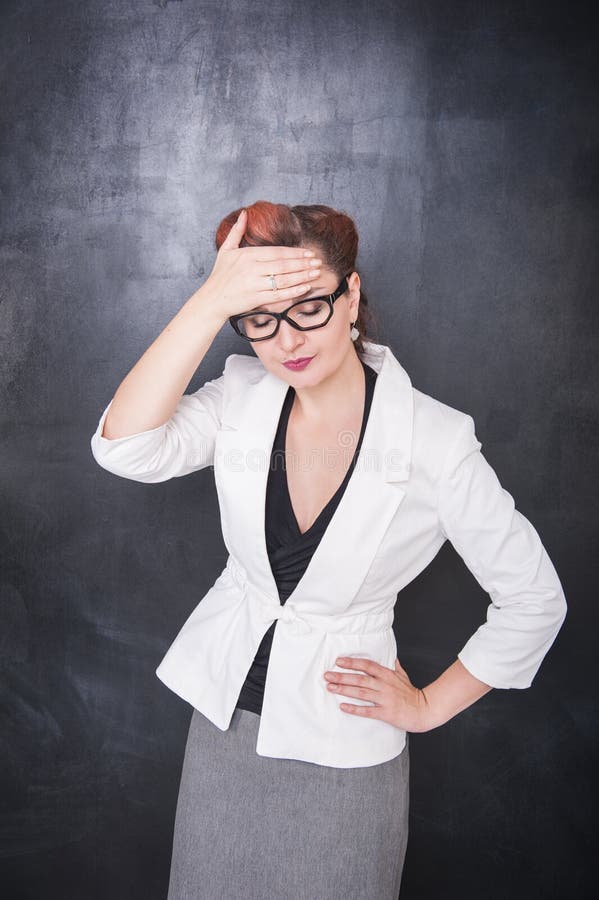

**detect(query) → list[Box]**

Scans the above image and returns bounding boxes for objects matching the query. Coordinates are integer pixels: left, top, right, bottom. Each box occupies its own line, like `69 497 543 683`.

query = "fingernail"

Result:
303 250 315 257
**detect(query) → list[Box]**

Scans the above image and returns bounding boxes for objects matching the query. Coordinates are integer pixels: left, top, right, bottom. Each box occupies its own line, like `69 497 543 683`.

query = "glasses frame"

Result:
228 274 352 343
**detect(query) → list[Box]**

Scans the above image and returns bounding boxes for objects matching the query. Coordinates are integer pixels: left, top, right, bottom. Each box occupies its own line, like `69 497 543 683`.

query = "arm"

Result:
411 415 567 732
90 282 229 483
100 283 226 440
419 659 493 730
437 414 567 692
323 412 567 732
90 209 321 483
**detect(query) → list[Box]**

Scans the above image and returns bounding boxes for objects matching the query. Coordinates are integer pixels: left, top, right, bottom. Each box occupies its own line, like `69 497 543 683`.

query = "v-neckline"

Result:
282 362 370 538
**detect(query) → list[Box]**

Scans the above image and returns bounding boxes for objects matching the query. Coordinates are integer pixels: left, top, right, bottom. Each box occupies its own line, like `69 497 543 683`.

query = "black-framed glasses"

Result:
228 275 352 343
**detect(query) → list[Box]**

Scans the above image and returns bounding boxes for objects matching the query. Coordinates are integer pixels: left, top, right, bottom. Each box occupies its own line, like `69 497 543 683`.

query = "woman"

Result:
90 201 567 899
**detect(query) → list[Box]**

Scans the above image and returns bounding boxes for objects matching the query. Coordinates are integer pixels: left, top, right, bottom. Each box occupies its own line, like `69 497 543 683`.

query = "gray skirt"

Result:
167 706 410 900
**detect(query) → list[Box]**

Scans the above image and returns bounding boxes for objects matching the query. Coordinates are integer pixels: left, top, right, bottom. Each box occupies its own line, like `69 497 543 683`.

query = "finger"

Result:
327 680 380 700
336 656 399 691
256 257 322 278
254 268 321 296
220 208 247 250
245 246 317 261
335 657 386 678
326 672 382 692
250 281 315 305
339 702 381 718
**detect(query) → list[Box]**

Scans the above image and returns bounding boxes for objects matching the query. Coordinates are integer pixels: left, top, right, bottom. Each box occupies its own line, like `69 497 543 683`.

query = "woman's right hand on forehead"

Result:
203 208 323 319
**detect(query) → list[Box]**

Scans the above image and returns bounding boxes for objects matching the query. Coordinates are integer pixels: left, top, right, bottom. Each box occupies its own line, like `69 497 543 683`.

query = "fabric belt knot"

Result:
257 598 313 634
225 556 313 635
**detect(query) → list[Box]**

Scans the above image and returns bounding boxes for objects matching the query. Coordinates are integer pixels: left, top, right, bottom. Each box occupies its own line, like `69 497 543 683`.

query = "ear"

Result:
347 271 361 320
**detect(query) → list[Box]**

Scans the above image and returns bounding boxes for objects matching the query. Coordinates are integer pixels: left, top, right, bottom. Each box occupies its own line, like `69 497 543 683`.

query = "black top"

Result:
234 359 378 715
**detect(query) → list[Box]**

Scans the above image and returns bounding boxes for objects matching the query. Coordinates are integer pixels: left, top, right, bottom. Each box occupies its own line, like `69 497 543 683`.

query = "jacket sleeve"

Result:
89 372 225 483
437 413 567 689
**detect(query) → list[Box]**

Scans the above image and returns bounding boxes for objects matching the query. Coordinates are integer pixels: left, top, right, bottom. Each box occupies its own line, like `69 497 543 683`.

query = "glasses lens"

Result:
287 298 331 329
236 298 331 340
236 312 278 340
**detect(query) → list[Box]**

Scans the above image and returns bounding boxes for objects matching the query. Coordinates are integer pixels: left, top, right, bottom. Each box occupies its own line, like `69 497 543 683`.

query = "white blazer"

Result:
90 340 567 769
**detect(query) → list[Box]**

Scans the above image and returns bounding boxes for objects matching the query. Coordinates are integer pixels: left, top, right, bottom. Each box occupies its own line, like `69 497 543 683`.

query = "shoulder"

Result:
413 385 474 436
219 353 270 421
365 342 477 461
223 352 266 385
411 386 481 476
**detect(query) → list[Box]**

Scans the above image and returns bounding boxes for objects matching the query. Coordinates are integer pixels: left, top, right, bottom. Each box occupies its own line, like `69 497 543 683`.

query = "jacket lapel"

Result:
216 341 413 616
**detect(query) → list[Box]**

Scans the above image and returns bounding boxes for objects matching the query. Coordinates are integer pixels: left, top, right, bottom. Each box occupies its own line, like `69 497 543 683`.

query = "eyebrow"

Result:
254 286 328 312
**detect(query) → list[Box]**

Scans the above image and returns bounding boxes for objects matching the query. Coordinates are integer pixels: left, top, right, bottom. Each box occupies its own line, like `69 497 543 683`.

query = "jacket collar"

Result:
222 340 413 482
218 340 414 612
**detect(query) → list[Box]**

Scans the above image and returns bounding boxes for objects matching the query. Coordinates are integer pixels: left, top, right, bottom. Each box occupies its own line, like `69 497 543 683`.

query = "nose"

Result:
277 317 306 351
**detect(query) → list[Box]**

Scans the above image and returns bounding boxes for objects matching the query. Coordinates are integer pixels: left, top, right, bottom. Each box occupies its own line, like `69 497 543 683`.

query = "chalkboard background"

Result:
1 1 596 897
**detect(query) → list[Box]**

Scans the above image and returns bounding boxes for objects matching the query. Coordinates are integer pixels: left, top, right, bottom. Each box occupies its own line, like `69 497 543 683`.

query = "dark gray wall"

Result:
2 1 596 897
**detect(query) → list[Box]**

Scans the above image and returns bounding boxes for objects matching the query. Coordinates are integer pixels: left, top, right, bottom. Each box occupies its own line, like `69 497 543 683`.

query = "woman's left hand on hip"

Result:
323 656 432 732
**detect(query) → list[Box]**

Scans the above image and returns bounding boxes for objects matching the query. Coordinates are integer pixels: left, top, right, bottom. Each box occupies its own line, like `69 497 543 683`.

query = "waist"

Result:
225 555 394 636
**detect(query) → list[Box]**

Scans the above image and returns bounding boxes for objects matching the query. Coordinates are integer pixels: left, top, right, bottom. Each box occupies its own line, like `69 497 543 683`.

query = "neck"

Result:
291 346 365 427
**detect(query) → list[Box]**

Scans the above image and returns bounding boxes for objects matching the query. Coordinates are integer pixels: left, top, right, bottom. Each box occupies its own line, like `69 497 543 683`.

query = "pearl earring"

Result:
350 322 359 341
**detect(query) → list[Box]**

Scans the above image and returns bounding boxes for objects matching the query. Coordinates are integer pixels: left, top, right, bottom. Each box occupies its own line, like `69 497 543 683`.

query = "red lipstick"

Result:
283 356 315 371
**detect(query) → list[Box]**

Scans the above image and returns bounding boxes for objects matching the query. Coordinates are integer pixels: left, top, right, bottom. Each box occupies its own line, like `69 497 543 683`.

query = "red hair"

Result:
215 200 378 358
